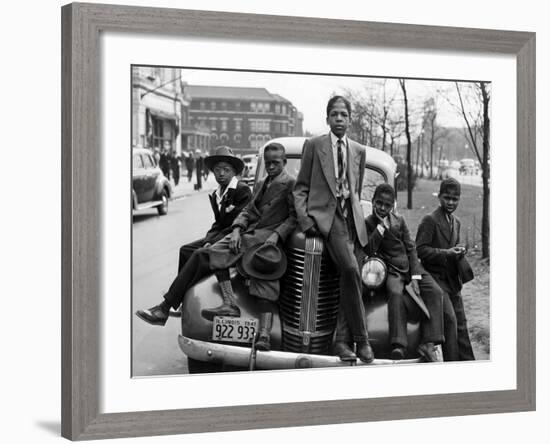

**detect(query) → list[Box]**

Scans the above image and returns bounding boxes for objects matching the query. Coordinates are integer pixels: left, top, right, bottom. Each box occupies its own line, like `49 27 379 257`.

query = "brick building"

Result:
185 85 303 153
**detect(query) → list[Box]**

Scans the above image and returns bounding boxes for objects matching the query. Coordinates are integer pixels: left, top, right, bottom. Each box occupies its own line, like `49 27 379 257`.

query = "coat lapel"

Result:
318 135 337 197
259 170 288 205
435 207 452 244
219 188 235 218
346 140 361 194
209 191 220 220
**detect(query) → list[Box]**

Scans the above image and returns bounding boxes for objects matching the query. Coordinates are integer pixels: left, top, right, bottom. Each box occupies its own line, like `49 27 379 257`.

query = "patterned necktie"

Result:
337 139 347 214
337 139 344 194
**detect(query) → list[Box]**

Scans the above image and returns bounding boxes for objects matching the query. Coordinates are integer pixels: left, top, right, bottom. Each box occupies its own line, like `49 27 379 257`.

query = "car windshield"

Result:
256 155 387 201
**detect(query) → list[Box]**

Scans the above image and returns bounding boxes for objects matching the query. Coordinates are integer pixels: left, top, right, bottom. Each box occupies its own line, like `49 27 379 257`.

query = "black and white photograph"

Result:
131 66 491 377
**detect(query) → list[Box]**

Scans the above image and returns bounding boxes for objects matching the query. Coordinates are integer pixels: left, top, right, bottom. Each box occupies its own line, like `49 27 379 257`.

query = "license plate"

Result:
212 317 258 343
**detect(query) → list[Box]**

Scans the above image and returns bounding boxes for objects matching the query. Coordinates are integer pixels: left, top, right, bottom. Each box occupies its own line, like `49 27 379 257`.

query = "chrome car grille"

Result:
280 236 340 354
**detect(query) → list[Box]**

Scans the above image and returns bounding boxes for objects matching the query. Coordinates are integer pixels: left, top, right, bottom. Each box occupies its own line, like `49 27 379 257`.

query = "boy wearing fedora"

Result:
416 178 475 361
137 143 296 351
177 146 252 272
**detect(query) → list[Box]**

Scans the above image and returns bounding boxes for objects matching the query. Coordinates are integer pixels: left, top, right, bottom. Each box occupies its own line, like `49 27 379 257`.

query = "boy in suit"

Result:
137 143 296 349
416 178 475 361
177 146 252 272
293 96 373 363
363 184 448 361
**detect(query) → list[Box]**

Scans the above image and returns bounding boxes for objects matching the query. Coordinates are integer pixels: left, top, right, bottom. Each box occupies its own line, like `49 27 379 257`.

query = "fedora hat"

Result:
237 243 287 280
204 146 245 175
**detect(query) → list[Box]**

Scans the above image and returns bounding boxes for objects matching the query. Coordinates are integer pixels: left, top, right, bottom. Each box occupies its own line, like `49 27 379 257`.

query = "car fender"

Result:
180 271 282 350
154 176 172 200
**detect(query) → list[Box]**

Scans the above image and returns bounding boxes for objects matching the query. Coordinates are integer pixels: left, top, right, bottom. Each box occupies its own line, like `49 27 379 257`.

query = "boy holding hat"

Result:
137 143 296 352
361 183 450 361
416 178 475 361
177 146 252 272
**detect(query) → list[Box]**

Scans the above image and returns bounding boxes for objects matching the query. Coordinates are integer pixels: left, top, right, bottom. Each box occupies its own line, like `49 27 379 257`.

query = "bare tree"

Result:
399 79 414 209
455 82 490 259
422 98 446 179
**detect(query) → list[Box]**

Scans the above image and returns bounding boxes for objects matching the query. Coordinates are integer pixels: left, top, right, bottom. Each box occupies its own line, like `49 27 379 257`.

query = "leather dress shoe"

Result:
333 341 357 362
391 345 406 360
136 304 169 326
417 342 443 362
201 303 240 321
356 340 375 363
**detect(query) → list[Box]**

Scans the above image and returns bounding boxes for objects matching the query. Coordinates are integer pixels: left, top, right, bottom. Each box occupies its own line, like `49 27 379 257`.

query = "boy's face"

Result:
439 188 461 214
212 161 235 187
326 99 350 138
264 149 286 178
373 192 394 219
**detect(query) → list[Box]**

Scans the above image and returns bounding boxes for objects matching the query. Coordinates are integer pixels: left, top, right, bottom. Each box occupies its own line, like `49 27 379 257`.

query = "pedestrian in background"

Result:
185 151 195 182
195 150 203 190
170 151 180 186
159 148 170 180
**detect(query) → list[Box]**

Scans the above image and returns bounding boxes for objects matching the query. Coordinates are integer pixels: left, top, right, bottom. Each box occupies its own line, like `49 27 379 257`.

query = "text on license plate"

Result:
212 317 258 343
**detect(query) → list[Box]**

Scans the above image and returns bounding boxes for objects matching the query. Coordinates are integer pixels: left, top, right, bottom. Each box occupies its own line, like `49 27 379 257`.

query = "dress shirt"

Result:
214 176 238 211
330 132 350 200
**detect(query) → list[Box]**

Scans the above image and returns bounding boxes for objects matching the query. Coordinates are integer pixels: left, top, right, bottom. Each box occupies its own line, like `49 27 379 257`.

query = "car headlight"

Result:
361 257 387 290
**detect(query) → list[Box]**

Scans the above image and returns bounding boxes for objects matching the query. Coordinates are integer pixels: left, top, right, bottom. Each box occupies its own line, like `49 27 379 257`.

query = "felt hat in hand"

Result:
237 243 287 280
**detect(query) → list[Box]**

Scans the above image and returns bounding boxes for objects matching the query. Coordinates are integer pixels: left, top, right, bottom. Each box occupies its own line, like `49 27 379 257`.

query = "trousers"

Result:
329 205 368 342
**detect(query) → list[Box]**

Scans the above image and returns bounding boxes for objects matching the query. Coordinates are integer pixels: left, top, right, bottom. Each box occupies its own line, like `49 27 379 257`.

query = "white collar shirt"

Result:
330 132 350 199
214 176 238 211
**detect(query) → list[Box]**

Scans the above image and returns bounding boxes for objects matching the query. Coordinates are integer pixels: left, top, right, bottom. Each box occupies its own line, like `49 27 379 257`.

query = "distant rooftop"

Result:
186 85 291 102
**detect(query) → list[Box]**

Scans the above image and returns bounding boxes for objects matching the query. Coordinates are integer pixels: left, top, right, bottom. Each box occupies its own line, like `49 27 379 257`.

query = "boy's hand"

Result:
410 278 421 295
305 225 320 236
229 229 242 254
265 232 279 245
447 247 465 257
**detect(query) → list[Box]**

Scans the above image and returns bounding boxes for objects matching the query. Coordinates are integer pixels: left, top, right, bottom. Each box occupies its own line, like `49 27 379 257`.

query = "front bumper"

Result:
178 335 421 369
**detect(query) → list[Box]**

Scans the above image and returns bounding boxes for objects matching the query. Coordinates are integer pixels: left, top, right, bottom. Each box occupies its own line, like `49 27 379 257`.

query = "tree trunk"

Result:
481 82 490 259
400 79 413 209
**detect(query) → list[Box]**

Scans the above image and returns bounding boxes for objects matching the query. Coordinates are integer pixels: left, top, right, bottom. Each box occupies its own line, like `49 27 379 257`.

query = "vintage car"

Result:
241 154 258 186
132 148 172 215
178 137 426 373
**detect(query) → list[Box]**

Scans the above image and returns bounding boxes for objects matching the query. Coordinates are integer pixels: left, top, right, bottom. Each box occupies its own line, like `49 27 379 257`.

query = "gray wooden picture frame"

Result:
61 2 536 440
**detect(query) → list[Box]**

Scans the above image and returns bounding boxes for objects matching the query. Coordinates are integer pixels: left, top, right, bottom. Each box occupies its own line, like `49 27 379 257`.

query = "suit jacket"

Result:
293 134 368 247
364 212 423 278
204 180 252 245
208 169 297 271
416 206 462 294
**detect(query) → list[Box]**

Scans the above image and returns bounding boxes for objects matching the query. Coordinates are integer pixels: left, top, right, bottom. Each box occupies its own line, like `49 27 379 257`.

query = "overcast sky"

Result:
179 68 484 136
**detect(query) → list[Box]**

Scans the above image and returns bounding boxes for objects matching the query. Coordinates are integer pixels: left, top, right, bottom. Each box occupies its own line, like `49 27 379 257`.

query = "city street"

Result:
132 187 216 376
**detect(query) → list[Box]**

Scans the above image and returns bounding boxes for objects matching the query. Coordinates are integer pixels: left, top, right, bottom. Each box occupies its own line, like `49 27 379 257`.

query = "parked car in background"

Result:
459 158 476 175
241 154 258 186
132 148 172 215
178 137 428 373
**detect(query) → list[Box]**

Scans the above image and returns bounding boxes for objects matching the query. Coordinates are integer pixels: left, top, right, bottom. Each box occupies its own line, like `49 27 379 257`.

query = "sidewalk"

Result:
169 174 219 200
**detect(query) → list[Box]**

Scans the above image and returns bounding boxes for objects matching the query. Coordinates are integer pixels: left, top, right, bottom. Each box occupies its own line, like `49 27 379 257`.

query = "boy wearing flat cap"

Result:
416 178 475 361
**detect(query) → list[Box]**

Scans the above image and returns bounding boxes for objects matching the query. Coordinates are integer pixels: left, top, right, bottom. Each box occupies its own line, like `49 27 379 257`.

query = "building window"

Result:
275 104 280 114
250 102 256 112
211 101 216 110
234 119 242 132
210 119 217 131
235 102 241 111
221 120 228 131
221 102 227 110
220 134 229 144
200 102 205 110
234 134 242 144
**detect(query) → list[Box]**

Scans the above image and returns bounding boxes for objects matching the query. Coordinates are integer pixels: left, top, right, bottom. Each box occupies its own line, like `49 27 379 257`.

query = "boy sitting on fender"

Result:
364 184 450 361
